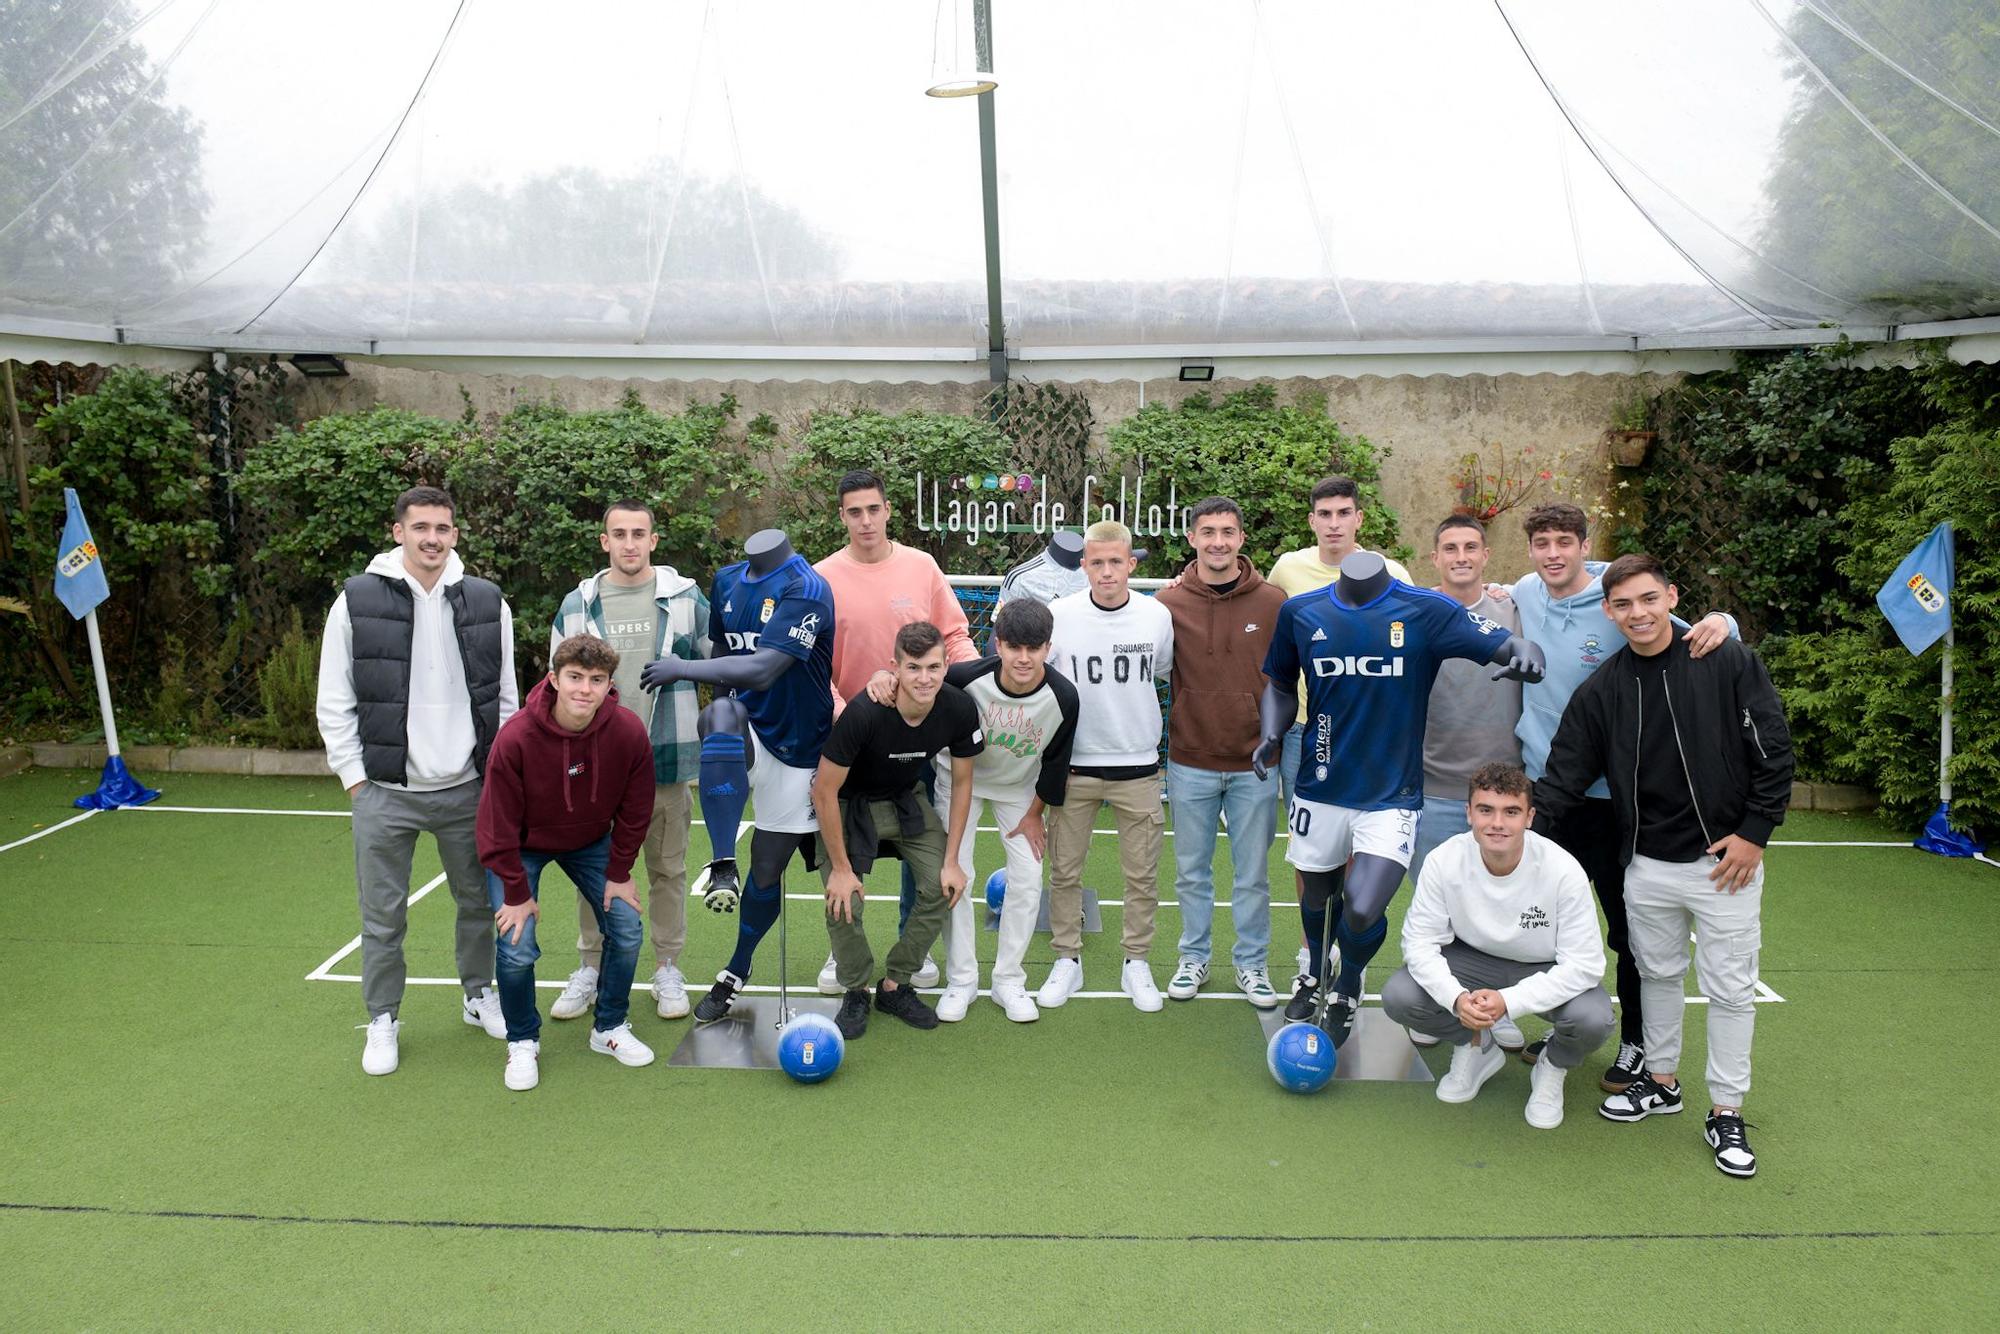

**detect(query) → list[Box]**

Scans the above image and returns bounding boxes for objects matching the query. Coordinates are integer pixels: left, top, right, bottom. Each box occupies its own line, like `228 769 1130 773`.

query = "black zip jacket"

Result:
1532 628 1794 862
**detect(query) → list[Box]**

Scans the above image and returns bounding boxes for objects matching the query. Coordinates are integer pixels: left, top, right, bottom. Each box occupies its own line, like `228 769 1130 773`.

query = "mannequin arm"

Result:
1251 680 1296 779
643 646 793 693
1486 633 1546 684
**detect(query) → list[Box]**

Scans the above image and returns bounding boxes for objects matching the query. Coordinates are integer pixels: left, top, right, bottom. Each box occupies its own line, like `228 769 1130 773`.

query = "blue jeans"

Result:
484 833 638 1042
1279 723 1304 811
1405 794 1468 890
1169 761 1278 970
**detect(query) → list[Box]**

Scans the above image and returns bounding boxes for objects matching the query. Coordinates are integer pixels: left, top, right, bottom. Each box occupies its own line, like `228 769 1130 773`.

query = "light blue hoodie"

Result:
1511 561 1735 797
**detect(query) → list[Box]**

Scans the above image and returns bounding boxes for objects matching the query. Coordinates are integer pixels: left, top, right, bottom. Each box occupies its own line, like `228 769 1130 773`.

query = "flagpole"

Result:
83 607 122 759
1939 625 1953 806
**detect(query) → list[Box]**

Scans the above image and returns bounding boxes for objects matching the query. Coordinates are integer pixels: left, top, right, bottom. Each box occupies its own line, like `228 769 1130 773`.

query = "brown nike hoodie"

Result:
1155 555 1288 771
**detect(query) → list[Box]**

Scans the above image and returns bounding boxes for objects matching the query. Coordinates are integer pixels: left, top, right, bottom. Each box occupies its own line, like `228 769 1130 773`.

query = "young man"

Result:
1381 763 1612 1129
813 468 979 993
1534 554 1793 1178
546 500 711 1025
1403 514 1526 1050
317 485 517 1076
477 634 658 1090
1155 497 1287 1007
1043 520 1176 1012
813 622 984 1038
1502 502 1736 1092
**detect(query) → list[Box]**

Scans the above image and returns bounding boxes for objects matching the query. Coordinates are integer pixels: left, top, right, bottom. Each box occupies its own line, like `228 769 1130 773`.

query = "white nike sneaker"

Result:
463 986 507 1040
652 964 690 1020
936 984 976 1022
360 1013 399 1076
991 981 1040 1022
817 953 842 996
550 966 598 1021
504 1039 540 1091
1037 957 1084 1008
589 1022 657 1068
913 956 942 988
1121 959 1164 1013
1437 1036 1507 1104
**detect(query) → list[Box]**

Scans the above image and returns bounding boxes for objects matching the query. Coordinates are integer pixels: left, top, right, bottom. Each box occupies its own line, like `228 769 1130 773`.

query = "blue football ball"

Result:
985 867 1008 912
1267 1021 1337 1093
777 1012 845 1084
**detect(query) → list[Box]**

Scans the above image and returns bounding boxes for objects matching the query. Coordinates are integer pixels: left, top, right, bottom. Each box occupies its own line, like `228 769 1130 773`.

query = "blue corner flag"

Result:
1875 522 1953 656
54 487 110 621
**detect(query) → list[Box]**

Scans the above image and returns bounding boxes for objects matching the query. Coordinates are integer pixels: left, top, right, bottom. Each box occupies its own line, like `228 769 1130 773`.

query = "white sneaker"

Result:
1236 967 1280 1010
1168 958 1208 1001
1038 957 1084 1008
1436 1036 1507 1104
1121 959 1164 1013
1408 1028 1442 1047
936 984 976 1022
504 1039 540 1091
360 1014 400 1076
551 966 598 1021
463 986 507 1039
817 953 841 996
1492 1014 1526 1052
913 956 942 988
1525 1052 1567 1129
991 981 1040 1022
589 1022 657 1068
652 964 690 1020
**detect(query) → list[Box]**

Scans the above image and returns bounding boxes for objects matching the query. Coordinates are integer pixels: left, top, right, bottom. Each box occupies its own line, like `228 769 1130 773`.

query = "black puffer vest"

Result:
344 570 506 785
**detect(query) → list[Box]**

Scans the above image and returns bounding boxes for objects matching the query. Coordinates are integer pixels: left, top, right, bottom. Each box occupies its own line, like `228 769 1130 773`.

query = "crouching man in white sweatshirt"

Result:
1380 761 1612 1128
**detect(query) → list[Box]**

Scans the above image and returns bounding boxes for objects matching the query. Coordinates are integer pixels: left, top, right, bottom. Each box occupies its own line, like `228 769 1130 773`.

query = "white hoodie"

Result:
316 548 518 792
1401 828 1605 1020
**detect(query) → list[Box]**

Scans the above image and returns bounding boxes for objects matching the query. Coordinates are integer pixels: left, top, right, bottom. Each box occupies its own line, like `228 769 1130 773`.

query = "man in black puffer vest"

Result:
316 486 519 1077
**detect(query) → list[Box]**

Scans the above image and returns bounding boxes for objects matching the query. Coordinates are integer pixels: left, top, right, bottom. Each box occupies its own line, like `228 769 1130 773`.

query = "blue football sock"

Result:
1334 915 1389 998
724 875 781 981
698 732 749 863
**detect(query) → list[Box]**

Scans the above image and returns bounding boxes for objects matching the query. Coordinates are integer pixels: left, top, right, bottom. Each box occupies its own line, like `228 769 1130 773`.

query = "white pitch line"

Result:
0 808 99 853
304 872 448 980
133 804 351 818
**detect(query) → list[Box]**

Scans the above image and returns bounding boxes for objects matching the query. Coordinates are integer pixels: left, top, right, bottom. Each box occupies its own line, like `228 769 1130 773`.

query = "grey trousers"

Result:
818 795 951 991
351 779 494 1018
1382 942 1614 1070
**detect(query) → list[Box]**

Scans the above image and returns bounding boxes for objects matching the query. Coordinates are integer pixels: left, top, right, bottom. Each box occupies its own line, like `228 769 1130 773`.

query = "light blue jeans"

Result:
1169 761 1278 971
1405 794 1469 889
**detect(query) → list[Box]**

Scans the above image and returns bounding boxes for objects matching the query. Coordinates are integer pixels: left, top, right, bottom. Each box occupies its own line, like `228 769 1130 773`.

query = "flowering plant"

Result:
1448 441 1550 521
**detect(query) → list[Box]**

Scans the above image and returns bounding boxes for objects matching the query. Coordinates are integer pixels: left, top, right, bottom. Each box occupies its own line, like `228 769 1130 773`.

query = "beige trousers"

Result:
1045 773 1163 960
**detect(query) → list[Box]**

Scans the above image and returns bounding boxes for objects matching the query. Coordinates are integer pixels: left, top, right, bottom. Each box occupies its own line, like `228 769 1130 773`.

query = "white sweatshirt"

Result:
1401 829 1605 1020
1047 589 1174 768
316 548 518 792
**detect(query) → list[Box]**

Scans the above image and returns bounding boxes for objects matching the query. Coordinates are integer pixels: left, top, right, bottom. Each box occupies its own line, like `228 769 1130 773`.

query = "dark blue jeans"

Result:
484 833 638 1041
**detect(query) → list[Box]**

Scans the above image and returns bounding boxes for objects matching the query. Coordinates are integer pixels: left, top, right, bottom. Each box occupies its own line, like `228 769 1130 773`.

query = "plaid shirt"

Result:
550 568 711 784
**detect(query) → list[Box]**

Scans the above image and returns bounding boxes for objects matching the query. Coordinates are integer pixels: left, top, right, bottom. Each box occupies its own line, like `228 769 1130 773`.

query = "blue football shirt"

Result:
1261 581 1511 810
709 554 836 767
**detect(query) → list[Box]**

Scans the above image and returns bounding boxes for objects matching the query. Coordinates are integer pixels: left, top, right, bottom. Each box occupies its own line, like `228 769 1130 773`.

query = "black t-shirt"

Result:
1631 650 1710 861
822 686 984 802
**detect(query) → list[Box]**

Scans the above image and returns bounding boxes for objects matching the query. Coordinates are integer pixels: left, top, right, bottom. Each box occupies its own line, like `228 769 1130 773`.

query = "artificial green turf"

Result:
2 768 1996 1329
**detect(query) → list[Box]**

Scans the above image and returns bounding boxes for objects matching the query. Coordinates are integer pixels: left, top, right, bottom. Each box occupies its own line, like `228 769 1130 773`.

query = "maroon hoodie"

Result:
476 677 655 905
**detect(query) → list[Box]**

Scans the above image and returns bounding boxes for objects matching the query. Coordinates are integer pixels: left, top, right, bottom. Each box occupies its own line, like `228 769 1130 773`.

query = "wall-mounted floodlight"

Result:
926 0 997 96
1179 361 1216 383
290 354 348 378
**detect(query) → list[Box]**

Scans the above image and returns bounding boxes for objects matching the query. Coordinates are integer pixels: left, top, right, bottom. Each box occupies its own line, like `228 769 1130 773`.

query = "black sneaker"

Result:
1284 974 1320 1022
834 988 870 1040
693 970 743 1024
702 859 741 913
1519 1038 1548 1066
1324 992 1358 1047
1600 1041 1646 1093
1705 1111 1758 1178
1598 1071 1684 1122
875 980 939 1030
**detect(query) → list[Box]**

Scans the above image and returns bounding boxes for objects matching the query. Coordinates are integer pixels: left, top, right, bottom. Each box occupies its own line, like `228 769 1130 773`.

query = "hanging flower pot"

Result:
1606 428 1655 468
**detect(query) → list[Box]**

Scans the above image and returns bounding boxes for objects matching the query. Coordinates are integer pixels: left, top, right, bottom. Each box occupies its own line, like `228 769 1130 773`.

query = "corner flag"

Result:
51 488 159 810
1875 522 1952 656
54 487 110 621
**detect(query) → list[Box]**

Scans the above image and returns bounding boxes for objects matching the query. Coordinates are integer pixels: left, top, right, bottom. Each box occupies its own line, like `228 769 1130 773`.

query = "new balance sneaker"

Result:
875 981 940 1030
550 966 598 1021
1408 1028 1442 1048
1324 991 1360 1047
1121 959 1164 1013
702 858 741 913
651 964 690 1020
1599 1072 1684 1122
1235 968 1280 1010
464 986 507 1040
835 988 871 1039
1492 1015 1526 1052
817 953 842 996
360 1014 400 1076
1168 958 1209 1001
936 983 976 1023
1283 974 1321 1023
1601 1042 1646 1093
991 981 1039 1023
694 971 744 1024
1705 1110 1758 1178
1436 1037 1506 1104
912 956 942 989
1038 957 1084 1008
504 1039 539 1091
1525 1053 1567 1129
589 1022 656 1068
